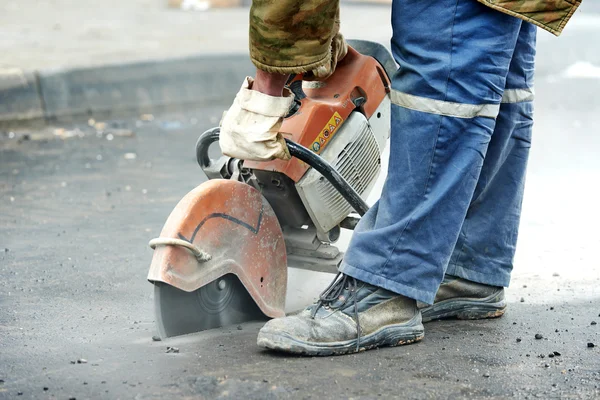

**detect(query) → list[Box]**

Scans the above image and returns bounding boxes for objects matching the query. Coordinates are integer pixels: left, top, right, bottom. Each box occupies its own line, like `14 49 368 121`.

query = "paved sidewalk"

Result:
1 1 599 126
2 0 599 73
0 0 391 71
0 0 393 125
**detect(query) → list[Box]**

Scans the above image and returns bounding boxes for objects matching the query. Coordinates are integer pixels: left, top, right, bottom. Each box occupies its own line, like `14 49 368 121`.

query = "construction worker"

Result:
220 0 582 355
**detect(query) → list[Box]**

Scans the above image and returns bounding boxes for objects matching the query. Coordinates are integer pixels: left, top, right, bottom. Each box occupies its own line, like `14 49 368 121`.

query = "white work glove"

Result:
219 77 294 161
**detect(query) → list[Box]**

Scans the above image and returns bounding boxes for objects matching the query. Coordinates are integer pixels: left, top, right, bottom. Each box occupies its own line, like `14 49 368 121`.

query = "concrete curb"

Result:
0 54 254 127
0 68 45 125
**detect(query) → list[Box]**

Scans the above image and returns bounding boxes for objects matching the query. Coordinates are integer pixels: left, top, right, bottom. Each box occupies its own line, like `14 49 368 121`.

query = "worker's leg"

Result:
257 0 527 355
340 0 524 305
420 22 536 322
446 22 537 286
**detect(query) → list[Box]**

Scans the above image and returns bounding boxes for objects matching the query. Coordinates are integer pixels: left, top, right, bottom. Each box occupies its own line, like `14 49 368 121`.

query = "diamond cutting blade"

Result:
154 274 266 338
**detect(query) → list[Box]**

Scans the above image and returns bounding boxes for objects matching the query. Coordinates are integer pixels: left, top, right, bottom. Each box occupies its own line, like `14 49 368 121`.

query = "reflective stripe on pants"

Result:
388 87 534 119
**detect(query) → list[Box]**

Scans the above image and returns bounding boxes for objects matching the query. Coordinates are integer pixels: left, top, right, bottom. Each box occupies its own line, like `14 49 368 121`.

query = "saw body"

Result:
148 40 395 338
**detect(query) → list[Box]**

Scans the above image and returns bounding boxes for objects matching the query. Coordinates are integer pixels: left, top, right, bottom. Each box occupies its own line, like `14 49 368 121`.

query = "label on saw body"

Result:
312 112 343 153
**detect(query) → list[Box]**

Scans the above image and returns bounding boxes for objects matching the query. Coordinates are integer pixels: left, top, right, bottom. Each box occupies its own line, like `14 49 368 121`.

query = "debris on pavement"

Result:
166 346 179 353
534 333 543 340
108 129 135 138
54 128 84 139
152 335 162 341
587 342 595 348
124 153 137 160
77 358 87 364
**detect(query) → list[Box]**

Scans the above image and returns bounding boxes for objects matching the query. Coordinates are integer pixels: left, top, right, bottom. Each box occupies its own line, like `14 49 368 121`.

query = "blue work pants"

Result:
340 0 537 304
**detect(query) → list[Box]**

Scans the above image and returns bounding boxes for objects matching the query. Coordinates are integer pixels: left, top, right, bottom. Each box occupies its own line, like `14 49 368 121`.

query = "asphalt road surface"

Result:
2 12 600 400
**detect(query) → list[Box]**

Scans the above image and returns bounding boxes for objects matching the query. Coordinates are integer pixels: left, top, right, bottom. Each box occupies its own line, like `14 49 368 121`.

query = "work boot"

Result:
257 273 424 356
420 275 506 322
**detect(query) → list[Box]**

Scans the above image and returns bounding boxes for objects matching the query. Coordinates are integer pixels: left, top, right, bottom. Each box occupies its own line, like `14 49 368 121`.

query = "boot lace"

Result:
310 273 362 352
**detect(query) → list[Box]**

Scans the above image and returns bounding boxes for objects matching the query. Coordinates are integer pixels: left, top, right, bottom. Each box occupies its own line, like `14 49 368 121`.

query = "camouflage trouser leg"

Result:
249 0 341 74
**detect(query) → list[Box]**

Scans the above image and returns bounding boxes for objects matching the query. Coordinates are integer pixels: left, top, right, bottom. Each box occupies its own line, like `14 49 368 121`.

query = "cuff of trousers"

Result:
250 50 332 75
339 261 437 305
446 263 511 288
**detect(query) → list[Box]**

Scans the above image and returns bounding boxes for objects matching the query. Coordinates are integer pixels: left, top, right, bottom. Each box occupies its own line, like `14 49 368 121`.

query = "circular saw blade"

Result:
154 274 266 339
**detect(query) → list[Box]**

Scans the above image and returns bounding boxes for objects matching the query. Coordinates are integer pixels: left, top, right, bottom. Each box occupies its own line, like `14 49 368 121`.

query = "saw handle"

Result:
196 127 221 169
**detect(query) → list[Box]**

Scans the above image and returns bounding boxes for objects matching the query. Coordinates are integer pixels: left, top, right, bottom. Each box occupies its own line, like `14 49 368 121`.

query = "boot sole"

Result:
421 295 506 323
257 315 424 356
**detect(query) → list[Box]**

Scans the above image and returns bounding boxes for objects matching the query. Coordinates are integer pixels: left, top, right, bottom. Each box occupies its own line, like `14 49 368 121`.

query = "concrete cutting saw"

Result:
148 40 396 338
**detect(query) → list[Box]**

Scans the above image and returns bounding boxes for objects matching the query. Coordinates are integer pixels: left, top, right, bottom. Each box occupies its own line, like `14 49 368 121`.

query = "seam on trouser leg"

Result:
374 107 442 279
426 0 460 274
451 217 469 273
379 0 460 281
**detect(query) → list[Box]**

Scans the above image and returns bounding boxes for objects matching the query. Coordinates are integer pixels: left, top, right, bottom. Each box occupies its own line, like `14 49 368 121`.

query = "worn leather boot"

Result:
420 275 506 322
257 273 424 356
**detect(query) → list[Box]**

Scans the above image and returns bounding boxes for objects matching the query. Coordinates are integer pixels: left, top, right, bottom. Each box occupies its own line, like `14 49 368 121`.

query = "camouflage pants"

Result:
249 0 340 74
